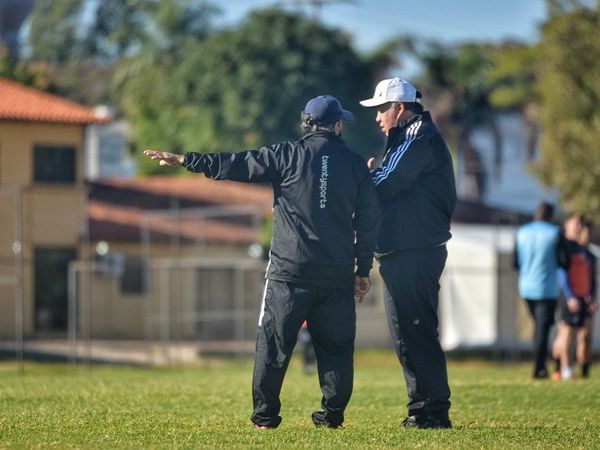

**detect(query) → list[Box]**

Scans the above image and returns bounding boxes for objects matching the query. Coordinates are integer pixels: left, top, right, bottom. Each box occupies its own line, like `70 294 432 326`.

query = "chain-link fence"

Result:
66 256 267 366
3 193 599 370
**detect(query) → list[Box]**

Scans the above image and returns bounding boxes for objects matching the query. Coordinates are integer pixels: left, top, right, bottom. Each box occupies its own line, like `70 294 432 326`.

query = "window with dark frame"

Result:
120 255 147 295
34 246 77 331
34 145 76 183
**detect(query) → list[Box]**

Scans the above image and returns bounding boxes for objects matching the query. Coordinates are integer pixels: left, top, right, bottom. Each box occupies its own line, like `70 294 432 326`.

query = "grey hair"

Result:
300 112 335 134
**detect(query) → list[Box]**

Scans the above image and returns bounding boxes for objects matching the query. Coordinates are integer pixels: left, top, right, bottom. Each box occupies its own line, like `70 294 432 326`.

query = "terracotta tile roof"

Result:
88 177 273 245
98 176 273 216
0 77 108 124
90 178 535 244
89 201 259 244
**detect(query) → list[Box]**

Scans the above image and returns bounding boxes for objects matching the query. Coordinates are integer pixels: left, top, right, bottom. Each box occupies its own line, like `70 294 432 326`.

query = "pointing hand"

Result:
144 149 185 167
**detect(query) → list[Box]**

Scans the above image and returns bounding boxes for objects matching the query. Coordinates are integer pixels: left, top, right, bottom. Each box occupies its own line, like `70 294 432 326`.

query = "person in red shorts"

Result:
552 214 594 380
575 220 598 377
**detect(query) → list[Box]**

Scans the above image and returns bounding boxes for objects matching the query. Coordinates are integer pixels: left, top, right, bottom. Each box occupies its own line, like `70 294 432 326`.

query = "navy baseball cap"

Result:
303 95 354 125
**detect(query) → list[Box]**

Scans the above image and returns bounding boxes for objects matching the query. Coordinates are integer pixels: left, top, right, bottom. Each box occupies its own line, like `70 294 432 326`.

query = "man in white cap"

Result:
360 78 457 429
144 95 378 429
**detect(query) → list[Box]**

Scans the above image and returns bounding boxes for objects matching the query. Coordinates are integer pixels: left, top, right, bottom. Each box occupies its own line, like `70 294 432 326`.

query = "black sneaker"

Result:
401 415 419 428
582 363 590 378
533 368 549 379
402 415 452 429
311 411 342 429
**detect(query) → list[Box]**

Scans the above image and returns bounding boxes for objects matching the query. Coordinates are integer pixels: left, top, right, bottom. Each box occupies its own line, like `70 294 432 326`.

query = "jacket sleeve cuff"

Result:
183 152 203 172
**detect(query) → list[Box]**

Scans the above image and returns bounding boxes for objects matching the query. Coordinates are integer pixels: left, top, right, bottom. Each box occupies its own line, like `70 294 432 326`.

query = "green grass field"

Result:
0 351 599 449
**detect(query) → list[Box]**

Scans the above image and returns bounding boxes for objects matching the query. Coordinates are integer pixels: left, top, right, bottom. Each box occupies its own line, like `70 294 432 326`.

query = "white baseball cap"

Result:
359 77 421 108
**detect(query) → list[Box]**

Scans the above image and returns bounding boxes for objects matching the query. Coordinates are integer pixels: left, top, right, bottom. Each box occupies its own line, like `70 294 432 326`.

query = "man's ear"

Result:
396 102 416 125
334 121 343 135
396 102 406 121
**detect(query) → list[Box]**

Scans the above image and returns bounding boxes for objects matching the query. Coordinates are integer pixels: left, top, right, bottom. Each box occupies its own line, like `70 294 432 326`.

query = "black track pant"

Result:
525 299 557 375
251 279 356 428
379 246 451 418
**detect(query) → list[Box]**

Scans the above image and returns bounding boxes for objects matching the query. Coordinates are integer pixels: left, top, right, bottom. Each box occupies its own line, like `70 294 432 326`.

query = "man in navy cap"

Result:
145 95 378 429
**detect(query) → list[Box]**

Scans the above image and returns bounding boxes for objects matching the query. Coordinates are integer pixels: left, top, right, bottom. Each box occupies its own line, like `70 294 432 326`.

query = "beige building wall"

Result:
76 242 259 339
0 122 87 339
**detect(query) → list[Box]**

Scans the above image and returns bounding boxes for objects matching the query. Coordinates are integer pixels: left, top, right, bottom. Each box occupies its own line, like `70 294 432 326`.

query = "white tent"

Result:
441 224 524 351
441 224 600 355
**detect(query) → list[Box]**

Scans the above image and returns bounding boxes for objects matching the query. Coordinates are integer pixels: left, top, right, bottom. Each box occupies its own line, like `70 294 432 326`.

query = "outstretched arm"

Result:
145 145 283 183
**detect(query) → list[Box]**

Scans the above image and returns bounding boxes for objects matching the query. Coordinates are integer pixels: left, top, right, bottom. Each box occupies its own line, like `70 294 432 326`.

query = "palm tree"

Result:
410 40 502 201
379 37 544 202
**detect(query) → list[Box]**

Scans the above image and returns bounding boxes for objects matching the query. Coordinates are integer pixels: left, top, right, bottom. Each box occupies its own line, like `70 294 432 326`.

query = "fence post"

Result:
234 267 245 342
68 262 78 365
159 266 171 365
13 186 24 373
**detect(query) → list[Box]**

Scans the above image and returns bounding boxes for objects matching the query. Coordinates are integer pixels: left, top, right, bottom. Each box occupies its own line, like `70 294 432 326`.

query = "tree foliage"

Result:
536 5 600 223
487 43 540 111
23 0 217 107
0 48 34 85
82 0 151 62
27 0 85 63
398 40 500 199
545 0 599 16
26 0 217 64
117 9 382 175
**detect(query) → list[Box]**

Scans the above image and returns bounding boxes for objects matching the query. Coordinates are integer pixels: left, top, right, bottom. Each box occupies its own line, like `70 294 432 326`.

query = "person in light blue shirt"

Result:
514 202 563 378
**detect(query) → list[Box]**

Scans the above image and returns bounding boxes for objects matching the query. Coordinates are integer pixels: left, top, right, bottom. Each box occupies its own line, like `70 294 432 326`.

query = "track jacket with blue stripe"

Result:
371 111 456 253
183 131 379 288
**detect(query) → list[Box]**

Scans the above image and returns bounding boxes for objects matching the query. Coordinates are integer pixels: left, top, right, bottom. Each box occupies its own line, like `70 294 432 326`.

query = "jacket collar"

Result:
386 111 431 149
302 130 345 144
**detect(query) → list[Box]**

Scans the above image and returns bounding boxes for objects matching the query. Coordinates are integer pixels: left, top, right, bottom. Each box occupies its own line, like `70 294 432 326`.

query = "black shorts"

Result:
560 296 587 328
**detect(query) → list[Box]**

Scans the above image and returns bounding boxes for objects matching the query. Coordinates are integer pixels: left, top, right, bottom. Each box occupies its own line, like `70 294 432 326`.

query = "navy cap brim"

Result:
341 109 354 122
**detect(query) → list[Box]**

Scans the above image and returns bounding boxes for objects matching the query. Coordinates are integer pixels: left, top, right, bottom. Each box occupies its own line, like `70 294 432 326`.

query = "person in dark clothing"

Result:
552 214 596 380
575 220 598 377
144 95 378 429
513 202 562 379
360 78 456 429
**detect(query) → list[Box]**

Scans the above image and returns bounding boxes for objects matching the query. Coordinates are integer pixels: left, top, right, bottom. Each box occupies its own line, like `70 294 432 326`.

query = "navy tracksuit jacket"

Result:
371 111 456 419
183 131 378 285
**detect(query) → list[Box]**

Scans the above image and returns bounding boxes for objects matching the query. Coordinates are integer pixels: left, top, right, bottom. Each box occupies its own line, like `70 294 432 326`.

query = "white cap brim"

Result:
359 97 389 108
